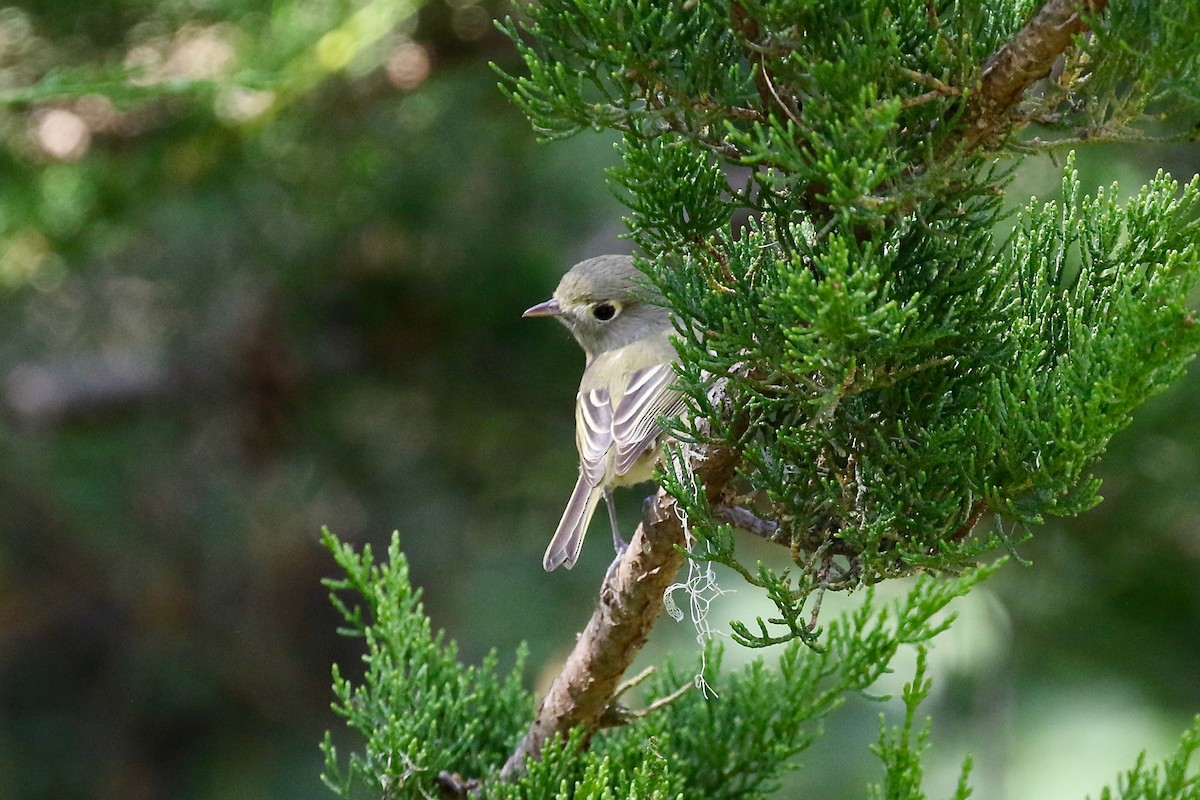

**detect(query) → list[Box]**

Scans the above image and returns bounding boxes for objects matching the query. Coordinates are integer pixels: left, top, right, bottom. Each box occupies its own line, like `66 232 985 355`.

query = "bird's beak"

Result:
522 298 562 318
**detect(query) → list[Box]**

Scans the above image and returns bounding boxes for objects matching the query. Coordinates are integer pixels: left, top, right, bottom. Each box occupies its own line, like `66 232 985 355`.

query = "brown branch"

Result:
496 487 688 780
713 504 785 544
898 67 963 109
950 499 990 543
730 2 771 115
956 0 1109 152
597 666 692 729
495 399 745 783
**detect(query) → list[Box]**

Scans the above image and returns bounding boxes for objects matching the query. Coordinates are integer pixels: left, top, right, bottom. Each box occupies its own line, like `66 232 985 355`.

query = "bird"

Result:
523 254 684 571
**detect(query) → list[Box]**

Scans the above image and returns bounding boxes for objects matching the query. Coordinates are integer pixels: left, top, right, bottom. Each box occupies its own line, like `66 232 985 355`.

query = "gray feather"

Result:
543 471 603 570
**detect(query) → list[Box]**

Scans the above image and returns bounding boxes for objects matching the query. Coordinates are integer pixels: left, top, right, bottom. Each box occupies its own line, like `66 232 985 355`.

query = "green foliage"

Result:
320 529 533 797
595 565 999 800
1092 717 1200 800
321 530 1000 799
867 648 973 800
980 162 1200 523
656 158 1200 645
1054 0 1200 141
321 531 1200 800
502 0 1200 647
485 729 683 800
500 0 1012 230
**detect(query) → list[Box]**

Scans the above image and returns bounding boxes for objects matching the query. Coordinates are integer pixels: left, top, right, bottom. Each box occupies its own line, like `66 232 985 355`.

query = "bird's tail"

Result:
543 473 601 571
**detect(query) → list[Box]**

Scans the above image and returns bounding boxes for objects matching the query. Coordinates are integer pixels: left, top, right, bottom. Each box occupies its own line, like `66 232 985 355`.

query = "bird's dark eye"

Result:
593 302 616 321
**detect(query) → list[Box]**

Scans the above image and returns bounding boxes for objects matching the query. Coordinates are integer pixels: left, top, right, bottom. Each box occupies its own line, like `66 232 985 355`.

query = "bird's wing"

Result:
612 362 684 477
575 386 613 487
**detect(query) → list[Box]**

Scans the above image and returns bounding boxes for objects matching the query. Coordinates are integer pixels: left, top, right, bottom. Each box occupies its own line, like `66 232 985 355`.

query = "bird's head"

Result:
523 254 670 358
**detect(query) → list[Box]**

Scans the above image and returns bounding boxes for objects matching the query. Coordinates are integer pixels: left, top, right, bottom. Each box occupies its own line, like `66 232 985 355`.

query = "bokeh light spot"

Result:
32 109 91 161
450 4 490 41
0 229 54 289
215 86 277 123
386 41 431 91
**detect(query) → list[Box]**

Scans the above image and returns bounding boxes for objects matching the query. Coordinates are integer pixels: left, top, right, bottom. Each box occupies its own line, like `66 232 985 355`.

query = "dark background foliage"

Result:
0 2 1197 798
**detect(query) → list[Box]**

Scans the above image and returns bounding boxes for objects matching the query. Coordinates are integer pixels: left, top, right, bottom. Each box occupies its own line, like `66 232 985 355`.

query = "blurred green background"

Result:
0 2 1197 799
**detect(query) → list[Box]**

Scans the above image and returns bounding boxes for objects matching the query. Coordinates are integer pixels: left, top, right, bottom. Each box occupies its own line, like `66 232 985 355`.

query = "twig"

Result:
606 682 692 725
902 87 962 109
759 52 803 127
898 66 963 109
955 0 1110 152
598 670 693 729
949 499 989 543
713 504 786 544
611 665 657 701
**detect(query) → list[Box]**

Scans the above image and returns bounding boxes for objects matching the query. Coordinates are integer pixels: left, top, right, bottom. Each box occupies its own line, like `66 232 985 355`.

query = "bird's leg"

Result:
603 490 627 581
605 490 627 556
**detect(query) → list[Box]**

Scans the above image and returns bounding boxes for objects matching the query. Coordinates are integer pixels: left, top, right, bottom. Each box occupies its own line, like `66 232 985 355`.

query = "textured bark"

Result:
498 488 686 779
499 409 743 781
958 0 1109 150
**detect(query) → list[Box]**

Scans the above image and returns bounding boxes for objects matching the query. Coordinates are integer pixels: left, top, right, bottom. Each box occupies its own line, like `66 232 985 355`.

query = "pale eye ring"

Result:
592 302 617 321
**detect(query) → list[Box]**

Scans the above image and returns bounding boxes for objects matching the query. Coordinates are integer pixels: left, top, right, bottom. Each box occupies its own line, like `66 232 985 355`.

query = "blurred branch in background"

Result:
5 352 168 423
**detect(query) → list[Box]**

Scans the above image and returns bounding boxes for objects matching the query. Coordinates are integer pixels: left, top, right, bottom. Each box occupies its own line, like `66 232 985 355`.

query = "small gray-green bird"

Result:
524 254 684 571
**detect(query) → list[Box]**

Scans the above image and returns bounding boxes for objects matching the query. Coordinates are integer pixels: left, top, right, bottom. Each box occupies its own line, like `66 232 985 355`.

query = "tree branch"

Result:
497 487 687 780
496 390 745 783
956 0 1109 152
713 504 785 544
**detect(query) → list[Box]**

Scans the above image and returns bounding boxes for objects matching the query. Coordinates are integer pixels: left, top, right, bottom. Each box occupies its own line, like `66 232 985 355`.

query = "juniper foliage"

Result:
319 530 532 798
321 532 1200 799
498 0 1200 645
325 1 1200 797
321 531 996 799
